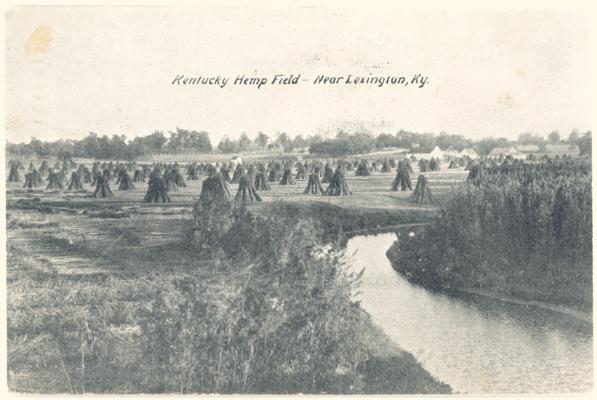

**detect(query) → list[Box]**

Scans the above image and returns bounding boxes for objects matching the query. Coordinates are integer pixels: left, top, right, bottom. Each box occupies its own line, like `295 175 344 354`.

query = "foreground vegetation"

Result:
388 159 592 312
8 151 591 393
7 198 450 394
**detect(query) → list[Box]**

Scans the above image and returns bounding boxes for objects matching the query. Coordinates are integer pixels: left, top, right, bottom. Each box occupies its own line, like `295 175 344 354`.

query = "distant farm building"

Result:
488 146 525 159
294 147 310 155
543 144 580 157
444 146 460 159
267 143 285 152
515 144 540 153
514 144 581 158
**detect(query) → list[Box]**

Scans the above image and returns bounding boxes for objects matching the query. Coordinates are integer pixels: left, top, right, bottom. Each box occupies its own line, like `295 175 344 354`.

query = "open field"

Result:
6 166 467 210
90 147 412 164
6 164 468 280
6 165 467 277
6 166 466 241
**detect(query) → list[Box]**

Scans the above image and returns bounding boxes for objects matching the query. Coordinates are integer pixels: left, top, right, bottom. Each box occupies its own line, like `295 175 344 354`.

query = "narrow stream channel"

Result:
347 232 593 394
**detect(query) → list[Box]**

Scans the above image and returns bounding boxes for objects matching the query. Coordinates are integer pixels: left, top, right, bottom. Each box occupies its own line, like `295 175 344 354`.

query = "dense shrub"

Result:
138 206 367 393
8 204 369 394
388 159 592 308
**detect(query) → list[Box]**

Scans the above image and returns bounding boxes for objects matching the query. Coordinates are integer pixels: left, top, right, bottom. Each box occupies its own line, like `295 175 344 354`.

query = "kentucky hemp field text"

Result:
171 73 430 89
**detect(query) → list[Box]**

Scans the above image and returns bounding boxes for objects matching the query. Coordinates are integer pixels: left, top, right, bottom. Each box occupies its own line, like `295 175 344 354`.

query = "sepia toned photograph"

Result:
2 2 595 396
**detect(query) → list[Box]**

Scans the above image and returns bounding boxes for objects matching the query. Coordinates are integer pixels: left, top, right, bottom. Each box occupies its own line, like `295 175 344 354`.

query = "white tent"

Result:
429 146 445 159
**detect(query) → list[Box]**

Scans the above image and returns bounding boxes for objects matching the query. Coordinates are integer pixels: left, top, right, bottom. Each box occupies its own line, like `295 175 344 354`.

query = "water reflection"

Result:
346 233 593 394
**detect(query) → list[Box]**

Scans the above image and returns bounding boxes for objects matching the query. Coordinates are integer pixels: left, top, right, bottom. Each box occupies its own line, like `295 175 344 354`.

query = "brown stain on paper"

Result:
516 67 527 78
24 25 52 56
498 92 514 108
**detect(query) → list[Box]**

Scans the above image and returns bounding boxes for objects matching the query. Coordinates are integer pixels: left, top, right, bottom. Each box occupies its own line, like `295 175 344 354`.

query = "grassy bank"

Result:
387 159 592 313
254 200 436 238
387 238 592 313
6 199 450 394
7 182 440 238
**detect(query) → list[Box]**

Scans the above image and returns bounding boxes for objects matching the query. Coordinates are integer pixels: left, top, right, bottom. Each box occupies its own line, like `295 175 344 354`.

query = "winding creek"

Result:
347 233 593 394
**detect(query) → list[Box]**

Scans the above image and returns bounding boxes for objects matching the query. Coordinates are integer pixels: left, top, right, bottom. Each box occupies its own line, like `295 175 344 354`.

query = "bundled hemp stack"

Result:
409 174 433 204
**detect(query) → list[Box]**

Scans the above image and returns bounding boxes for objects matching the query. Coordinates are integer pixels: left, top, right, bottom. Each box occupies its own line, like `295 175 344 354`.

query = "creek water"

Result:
346 232 593 394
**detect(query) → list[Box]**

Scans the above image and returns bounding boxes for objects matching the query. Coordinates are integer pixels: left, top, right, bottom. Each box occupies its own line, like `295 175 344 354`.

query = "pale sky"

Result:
4 6 594 143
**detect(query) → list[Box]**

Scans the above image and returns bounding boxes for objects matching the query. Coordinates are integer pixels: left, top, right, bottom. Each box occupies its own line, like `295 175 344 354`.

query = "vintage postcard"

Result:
1 1 595 398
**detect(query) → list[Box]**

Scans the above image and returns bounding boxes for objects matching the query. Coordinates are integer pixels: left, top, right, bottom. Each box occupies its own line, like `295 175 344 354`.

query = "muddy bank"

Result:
459 288 592 323
356 312 451 394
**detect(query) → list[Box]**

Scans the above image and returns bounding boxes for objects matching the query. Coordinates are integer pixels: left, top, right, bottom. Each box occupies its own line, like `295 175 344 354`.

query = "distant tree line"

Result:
514 130 592 154
309 130 591 157
308 130 474 156
216 132 316 154
5 129 319 160
6 128 214 160
6 127 591 160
